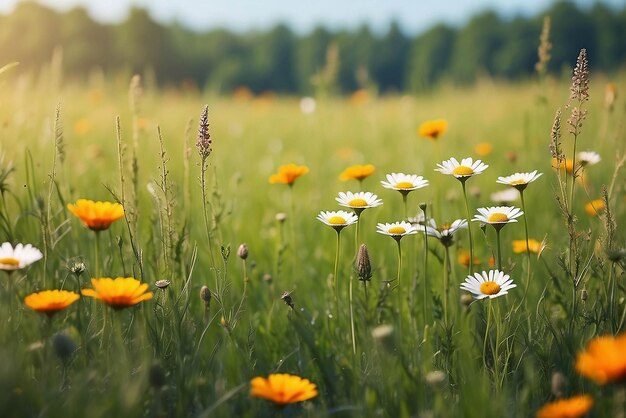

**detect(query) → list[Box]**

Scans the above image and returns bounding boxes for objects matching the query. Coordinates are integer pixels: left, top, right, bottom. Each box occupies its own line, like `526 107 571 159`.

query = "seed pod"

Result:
200 286 212 306
355 244 372 282
237 243 249 260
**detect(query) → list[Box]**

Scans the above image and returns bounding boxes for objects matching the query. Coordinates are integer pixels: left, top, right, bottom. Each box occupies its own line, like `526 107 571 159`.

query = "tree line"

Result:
1 1 625 94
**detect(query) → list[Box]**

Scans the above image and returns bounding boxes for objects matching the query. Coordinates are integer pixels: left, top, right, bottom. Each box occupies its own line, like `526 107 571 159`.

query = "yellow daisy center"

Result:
388 226 406 234
348 198 368 207
487 213 509 223
452 166 474 176
394 182 414 189
439 223 451 231
480 281 501 295
510 179 526 185
0 257 20 266
328 216 347 225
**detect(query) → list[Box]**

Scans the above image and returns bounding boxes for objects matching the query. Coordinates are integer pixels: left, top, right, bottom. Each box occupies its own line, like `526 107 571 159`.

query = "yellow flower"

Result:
81 277 153 309
536 394 593 418
418 119 448 140
339 164 375 182
73 118 92 136
67 199 124 231
584 199 605 217
24 290 80 316
474 142 493 157
268 164 309 185
457 249 480 268
575 332 626 385
250 373 318 405
512 239 544 254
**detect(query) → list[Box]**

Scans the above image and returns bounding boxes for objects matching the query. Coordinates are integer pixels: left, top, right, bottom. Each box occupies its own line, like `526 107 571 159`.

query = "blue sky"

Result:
0 0 622 33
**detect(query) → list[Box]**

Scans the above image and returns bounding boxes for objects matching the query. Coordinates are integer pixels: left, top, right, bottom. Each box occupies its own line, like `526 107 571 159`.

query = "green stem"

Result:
333 231 341 322
520 191 532 304
461 181 474 275
495 228 502 271
443 245 450 326
349 274 356 357
94 231 101 278
483 298 492 375
402 193 408 220
422 206 429 324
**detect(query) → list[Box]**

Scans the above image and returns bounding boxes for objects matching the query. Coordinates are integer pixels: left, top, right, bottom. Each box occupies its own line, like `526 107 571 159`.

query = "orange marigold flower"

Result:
81 277 153 309
474 142 493 157
24 290 80 316
575 332 626 385
268 164 309 185
339 164 375 182
536 394 593 418
418 119 448 140
584 199 605 217
67 199 124 231
512 239 544 254
250 373 318 405
457 249 480 267
551 158 575 174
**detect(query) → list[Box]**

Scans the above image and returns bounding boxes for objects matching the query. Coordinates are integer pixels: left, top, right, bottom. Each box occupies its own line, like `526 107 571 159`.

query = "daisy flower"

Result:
435 157 488 181
380 173 429 193
577 151 601 166
496 170 543 191
81 277 153 309
24 290 80 317
336 191 382 214
418 119 448 140
250 373 318 405
339 164 375 182
418 218 467 247
268 163 309 185
376 221 418 241
490 188 519 204
67 199 124 231
473 206 524 229
460 270 517 300
316 210 358 232
0 242 43 271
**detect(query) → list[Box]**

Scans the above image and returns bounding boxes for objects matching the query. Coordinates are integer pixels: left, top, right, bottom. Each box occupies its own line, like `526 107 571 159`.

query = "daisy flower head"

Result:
339 164 375 182
24 290 80 317
418 119 448 141
496 170 543 192
250 373 318 406
536 394 593 418
460 269 516 300
575 332 626 385
490 188 519 204
0 242 43 271
376 221 418 241
268 163 309 186
336 191 382 214
81 277 153 309
435 157 488 181
577 151 601 167
419 218 468 247
67 199 124 231
316 210 358 232
473 206 523 230
380 173 429 195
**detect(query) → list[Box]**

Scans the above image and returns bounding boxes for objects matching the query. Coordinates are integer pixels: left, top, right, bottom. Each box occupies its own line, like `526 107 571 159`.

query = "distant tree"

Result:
294 26 332 93
492 17 539 78
371 21 409 92
547 2 596 73
248 24 296 92
589 3 623 72
336 24 374 92
406 24 455 92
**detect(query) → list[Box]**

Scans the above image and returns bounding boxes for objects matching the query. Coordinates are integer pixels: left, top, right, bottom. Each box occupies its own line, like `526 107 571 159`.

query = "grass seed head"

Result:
200 286 212 306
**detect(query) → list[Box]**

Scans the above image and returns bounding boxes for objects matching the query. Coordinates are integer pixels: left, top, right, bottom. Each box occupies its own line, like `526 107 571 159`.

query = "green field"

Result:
0 57 625 417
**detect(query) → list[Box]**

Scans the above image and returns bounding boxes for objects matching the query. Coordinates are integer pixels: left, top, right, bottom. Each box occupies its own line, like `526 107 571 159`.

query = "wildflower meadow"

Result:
0 46 625 418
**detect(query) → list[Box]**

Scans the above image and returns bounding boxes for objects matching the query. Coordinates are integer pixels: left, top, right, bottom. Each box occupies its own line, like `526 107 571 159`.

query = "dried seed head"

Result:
68 260 86 277
263 273 273 284
549 108 563 161
275 212 287 223
581 288 588 303
52 332 77 362
200 286 212 306
570 49 590 103
551 371 567 398
281 290 294 309
196 105 212 160
535 16 552 76
156 279 171 289
355 244 372 282
149 362 166 389
237 243 249 260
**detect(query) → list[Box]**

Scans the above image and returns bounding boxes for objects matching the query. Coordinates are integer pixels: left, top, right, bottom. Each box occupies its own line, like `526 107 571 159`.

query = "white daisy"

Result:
335 191 382 214
380 173 429 193
490 188 519 204
376 221 418 241
496 170 543 191
418 218 467 247
316 210 358 232
577 151 601 166
435 157 488 180
0 242 43 271
472 206 524 230
460 269 517 300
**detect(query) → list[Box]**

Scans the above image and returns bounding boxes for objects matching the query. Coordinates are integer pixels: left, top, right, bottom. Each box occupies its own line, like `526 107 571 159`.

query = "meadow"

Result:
0 51 625 418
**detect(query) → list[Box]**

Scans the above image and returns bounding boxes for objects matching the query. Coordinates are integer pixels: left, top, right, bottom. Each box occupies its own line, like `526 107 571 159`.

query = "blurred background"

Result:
0 0 624 94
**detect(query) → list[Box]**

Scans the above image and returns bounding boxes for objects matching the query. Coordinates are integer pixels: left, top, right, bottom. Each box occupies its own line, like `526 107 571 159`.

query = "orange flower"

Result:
575 332 626 385
24 290 80 316
512 239 544 254
551 158 575 174
250 373 318 405
67 199 124 231
457 249 480 267
584 199 605 217
81 277 153 309
536 394 593 418
474 142 493 157
339 164 375 182
268 164 309 185
418 119 448 140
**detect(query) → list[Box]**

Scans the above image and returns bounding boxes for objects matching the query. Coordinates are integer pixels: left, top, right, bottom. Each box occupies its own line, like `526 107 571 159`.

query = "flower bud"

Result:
200 286 212 306
237 243 249 260
355 244 372 282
